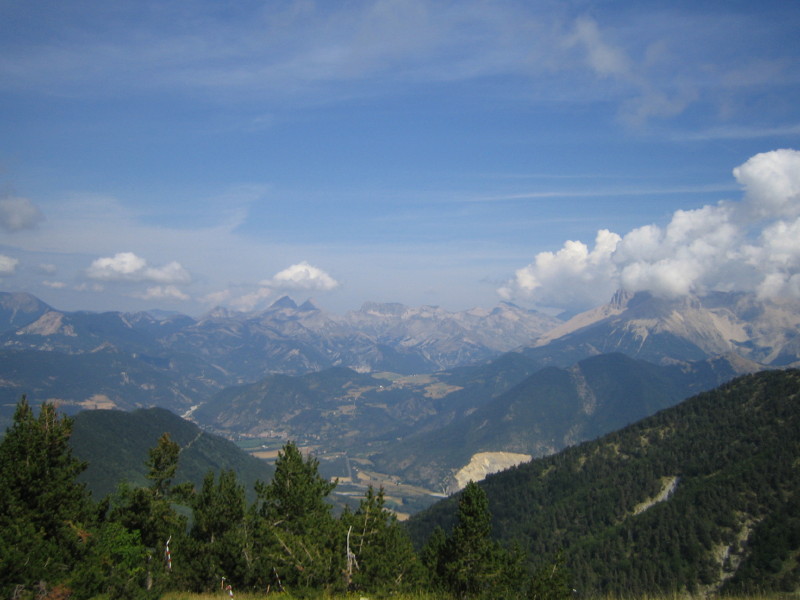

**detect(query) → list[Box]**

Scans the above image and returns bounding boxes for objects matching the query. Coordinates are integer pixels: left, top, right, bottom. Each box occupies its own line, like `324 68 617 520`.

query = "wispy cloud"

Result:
671 123 800 142
470 184 737 203
0 196 44 232
2 1 794 126
0 254 19 276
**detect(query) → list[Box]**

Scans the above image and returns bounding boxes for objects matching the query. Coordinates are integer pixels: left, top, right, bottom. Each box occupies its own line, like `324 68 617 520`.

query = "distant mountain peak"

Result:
0 291 53 333
270 295 298 310
298 298 321 312
610 288 635 310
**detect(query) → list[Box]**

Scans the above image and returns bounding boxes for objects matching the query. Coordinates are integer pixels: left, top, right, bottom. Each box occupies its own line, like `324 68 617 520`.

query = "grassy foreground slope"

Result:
407 369 800 596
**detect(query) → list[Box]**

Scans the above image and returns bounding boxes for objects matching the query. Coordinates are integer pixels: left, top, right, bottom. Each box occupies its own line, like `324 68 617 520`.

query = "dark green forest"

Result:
408 369 800 597
0 397 549 600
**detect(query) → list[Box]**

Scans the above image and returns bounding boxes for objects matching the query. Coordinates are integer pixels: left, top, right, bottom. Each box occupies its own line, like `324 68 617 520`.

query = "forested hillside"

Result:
69 407 273 499
407 369 800 596
373 352 743 490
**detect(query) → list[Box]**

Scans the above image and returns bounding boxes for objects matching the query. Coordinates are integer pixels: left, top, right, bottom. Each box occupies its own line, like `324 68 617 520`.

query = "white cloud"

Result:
42 280 67 289
2 1 786 128
200 289 233 307
135 285 190 302
0 196 44 232
0 254 19 276
86 252 146 279
733 148 800 220
498 230 620 310
566 17 631 79
500 149 800 311
228 287 273 312
263 261 340 292
86 252 191 284
564 15 697 126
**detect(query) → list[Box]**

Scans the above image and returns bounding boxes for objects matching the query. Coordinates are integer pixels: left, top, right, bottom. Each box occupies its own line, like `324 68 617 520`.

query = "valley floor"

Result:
235 435 446 517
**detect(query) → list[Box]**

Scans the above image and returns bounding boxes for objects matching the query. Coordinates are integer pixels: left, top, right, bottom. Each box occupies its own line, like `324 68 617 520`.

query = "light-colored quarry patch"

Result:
454 452 532 490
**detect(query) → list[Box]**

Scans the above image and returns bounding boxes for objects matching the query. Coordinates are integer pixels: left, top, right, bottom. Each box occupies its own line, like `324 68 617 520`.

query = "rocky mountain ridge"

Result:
523 289 800 368
0 292 560 423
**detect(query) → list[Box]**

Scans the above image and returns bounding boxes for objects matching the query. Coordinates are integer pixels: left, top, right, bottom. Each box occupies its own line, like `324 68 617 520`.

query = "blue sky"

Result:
1 0 799 316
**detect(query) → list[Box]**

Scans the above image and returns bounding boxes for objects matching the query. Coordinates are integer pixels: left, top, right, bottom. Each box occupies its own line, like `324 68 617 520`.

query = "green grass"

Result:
164 594 798 600
164 594 446 600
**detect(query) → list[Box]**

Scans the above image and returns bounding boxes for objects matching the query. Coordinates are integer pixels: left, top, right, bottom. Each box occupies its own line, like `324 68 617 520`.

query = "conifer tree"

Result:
421 525 448 591
0 397 94 598
341 486 422 594
434 481 525 599
186 469 248 591
249 441 343 594
109 433 191 591
529 551 572 600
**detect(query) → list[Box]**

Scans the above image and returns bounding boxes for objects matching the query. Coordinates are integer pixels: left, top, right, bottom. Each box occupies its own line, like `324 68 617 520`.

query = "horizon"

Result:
2 1 800 316
1 286 554 319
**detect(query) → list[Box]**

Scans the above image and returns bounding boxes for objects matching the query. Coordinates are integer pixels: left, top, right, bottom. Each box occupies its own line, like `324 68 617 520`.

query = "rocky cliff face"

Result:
525 290 800 368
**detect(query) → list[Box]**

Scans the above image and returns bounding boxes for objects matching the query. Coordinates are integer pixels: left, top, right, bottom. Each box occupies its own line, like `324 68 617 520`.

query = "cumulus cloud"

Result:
733 148 800 220
498 230 621 310
499 149 800 312
0 197 44 232
262 261 340 292
86 252 191 284
0 254 19 276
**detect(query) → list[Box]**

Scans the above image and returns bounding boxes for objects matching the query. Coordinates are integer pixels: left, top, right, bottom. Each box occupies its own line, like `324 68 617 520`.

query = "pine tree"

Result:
341 486 422 594
186 470 248 591
109 433 191 592
435 481 526 599
529 551 572 600
248 442 343 594
69 521 149 600
0 397 94 598
421 525 448 591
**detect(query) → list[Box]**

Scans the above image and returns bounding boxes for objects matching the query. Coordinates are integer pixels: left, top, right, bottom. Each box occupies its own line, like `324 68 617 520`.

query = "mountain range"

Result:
1 289 798 502
524 289 800 368
0 292 558 421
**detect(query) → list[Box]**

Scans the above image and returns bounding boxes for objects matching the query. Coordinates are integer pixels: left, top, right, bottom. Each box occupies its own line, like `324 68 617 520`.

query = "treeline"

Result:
0 397 568 600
